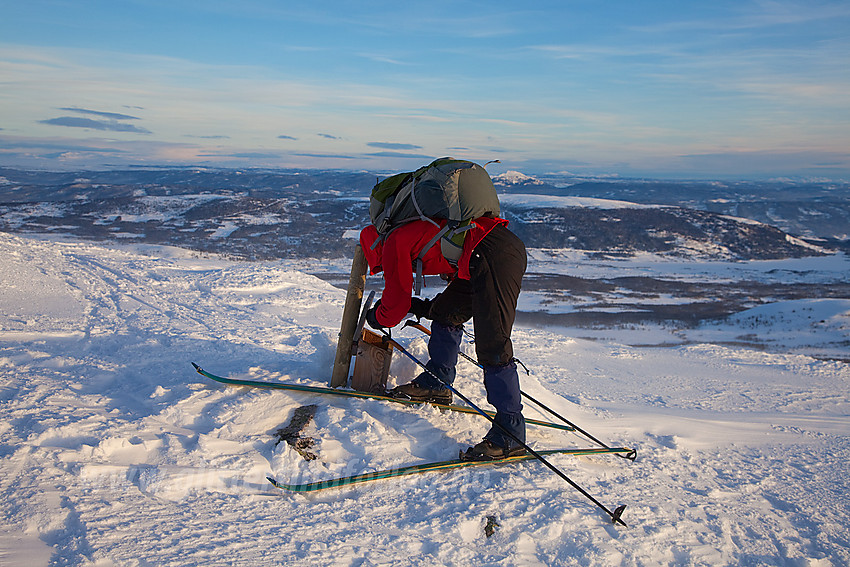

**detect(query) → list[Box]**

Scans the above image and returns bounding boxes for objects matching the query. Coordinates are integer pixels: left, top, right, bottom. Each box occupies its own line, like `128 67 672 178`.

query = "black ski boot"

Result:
460 439 526 461
389 382 452 405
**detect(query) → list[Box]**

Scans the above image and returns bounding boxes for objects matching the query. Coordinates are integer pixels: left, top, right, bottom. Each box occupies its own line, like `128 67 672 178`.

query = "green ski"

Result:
192 363 574 432
267 447 634 493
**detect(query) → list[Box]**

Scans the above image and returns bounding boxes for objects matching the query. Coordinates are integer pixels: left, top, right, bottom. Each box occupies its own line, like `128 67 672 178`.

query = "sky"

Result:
1 0 849 180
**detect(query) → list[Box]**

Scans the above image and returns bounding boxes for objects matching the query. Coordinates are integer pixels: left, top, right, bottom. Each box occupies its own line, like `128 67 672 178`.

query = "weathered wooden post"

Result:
330 243 367 387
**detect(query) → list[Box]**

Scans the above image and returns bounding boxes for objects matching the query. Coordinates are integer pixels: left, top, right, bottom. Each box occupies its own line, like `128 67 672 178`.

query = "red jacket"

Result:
360 216 508 327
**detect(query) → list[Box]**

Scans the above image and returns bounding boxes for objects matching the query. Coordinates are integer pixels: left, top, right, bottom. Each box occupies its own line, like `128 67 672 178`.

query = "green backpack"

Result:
369 157 501 293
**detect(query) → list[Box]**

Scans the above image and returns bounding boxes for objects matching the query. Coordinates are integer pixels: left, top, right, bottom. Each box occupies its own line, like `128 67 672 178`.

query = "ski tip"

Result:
191 362 201 372
266 476 280 488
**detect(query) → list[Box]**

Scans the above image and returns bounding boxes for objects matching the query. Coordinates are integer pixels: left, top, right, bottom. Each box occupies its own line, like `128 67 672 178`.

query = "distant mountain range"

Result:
496 171 850 246
0 166 846 261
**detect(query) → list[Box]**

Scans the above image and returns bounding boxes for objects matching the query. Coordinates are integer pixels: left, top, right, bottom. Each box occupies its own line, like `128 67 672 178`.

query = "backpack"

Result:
369 158 501 293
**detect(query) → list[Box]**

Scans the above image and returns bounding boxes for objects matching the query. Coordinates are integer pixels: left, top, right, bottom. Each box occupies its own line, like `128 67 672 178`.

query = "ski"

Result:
267 447 633 493
192 363 574 432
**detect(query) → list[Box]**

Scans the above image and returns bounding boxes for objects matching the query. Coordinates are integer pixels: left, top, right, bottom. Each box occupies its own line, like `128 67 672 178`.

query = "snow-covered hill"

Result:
492 170 545 186
1 232 848 565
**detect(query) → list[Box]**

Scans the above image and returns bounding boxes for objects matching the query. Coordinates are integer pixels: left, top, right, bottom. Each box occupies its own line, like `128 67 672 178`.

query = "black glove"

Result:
365 300 385 331
408 297 432 320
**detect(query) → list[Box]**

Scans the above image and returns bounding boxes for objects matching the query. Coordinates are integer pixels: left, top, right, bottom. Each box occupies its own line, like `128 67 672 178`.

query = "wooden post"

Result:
330 243 367 387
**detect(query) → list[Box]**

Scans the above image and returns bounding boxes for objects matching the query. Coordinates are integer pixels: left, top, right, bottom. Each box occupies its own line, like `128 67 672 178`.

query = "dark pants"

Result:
418 224 527 448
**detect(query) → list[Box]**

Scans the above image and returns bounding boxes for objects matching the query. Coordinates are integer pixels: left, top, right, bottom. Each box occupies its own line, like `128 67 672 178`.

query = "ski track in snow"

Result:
0 232 848 566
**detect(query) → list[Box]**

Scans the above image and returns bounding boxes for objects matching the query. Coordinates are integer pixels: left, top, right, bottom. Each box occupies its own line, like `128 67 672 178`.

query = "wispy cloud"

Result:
0 135 129 154
366 151 433 159
278 135 297 140
293 152 359 159
39 106 151 134
198 151 281 159
627 1 850 34
367 142 422 151
186 134 230 139
317 133 339 140
673 149 850 177
58 107 141 121
357 52 409 66
40 116 152 134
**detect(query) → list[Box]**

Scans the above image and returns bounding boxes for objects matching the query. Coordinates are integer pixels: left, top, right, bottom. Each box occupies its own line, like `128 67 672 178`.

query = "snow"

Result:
492 171 544 185
500 193 660 210
1 231 848 566
524 247 850 283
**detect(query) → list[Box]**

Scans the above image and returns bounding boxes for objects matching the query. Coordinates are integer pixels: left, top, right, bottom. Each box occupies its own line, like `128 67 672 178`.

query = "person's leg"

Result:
469 225 525 366
412 321 462 389
390 278 472 402
467 225 527 455
482 362 525 447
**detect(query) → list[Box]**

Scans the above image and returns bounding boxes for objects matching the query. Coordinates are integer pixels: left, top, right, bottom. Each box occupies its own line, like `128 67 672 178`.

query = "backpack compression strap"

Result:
409 177 440 230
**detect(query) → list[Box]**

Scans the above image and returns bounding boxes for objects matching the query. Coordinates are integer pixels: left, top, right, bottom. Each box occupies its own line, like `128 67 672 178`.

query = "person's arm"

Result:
373 230 415 327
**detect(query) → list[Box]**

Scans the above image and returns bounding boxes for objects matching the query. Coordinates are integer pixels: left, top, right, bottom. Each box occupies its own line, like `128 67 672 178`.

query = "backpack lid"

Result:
369 158 500 235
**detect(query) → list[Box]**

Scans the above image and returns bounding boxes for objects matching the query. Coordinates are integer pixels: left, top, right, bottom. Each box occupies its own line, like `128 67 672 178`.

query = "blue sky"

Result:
1 0 849 179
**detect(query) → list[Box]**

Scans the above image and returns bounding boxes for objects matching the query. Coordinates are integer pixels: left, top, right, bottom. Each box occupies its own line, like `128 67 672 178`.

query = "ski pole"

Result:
383 332 628 527
518 390 636 461
403 321 636 461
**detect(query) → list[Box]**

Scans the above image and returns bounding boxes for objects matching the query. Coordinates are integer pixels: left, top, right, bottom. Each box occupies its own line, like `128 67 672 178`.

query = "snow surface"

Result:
1 231 849 566
499 193 660 210
492 171 544 185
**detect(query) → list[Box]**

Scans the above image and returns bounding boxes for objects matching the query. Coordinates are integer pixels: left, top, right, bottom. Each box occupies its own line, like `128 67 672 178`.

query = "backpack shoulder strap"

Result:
412 224 451 295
